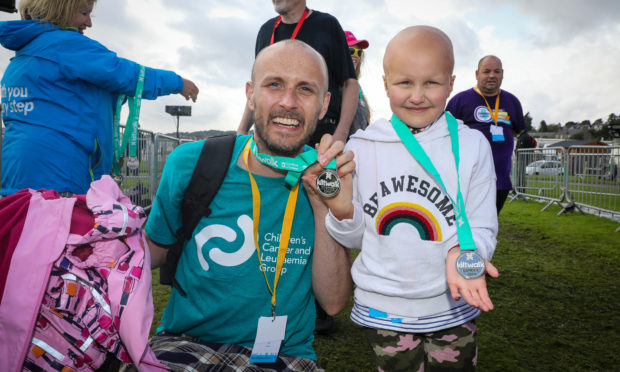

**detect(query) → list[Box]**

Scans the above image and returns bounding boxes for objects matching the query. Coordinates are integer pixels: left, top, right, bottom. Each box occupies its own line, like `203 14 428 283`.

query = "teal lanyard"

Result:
113 65 145 175
249 137 336 187
391 112 476 251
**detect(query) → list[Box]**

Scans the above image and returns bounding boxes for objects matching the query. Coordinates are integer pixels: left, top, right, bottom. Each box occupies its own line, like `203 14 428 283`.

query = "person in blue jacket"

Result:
0 0 199 196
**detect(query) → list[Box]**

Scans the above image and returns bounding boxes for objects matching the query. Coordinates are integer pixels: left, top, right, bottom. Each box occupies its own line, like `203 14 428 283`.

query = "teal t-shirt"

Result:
145 135 317 360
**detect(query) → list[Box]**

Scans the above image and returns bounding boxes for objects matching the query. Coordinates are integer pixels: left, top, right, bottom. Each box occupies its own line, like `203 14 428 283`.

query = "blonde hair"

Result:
19 0 97 29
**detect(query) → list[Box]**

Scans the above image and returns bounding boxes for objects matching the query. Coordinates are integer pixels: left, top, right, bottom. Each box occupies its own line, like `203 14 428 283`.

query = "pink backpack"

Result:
0 176 167 371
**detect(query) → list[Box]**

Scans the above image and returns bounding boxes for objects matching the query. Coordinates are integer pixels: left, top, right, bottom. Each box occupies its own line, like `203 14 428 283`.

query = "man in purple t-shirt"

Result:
447 55 525 213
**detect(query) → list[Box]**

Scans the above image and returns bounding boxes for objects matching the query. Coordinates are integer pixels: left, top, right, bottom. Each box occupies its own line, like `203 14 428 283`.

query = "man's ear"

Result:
245 81 254 111
318 92 331 120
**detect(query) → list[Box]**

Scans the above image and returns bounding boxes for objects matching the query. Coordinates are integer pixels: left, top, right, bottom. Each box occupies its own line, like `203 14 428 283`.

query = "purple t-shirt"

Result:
447 88 525 190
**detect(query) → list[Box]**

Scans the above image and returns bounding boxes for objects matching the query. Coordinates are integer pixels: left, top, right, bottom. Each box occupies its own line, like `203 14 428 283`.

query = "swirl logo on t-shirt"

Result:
194 215 255 271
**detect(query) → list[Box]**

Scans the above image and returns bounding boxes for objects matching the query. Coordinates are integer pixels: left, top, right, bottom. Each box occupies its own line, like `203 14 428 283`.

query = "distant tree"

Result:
580 120 591 128
591 125 611 140
539 120 548 132
565 121 577 128
593 118 603 126
606 113 620 125
569 132 584 140
524 112 533 131
546 123 561 132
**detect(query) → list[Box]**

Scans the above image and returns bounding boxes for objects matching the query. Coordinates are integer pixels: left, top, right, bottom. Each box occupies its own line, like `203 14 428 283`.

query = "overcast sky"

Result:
1 0 619 134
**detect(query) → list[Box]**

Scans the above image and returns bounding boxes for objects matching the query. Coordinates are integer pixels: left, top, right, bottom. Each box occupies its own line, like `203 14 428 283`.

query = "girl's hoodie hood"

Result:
0 20 52 51
349 113 462 144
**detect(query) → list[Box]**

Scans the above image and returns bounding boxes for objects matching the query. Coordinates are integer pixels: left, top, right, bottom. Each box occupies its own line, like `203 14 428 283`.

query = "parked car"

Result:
526 160 563 176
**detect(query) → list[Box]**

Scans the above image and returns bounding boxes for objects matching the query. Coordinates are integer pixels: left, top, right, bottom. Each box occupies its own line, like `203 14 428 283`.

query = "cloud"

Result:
477 0 620 46
1 0 618 134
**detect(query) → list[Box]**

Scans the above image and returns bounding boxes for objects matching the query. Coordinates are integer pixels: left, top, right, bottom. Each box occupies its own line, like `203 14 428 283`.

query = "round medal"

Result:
455 251 485 279
126 156 140 170
316 168 341 198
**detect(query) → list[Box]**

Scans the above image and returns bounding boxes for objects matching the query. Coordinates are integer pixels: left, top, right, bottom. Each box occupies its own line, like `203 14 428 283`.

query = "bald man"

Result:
143 40 353 371
447 55 526 213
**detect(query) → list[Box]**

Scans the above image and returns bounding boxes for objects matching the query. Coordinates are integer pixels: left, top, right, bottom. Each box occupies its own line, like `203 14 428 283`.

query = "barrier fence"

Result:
512 145 620 230
3 124 618 230
118 128 189 209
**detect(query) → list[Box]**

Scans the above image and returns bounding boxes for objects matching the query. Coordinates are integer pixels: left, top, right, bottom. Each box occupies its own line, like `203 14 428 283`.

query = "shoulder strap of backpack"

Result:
159 133 237 295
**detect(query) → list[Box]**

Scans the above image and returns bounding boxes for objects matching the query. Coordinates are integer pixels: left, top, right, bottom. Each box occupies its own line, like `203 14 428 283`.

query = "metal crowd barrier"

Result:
511 145 620 230
564 145 619 220
118 128 155 208
511 147 567 210
117 128 190 209
148 133 192 203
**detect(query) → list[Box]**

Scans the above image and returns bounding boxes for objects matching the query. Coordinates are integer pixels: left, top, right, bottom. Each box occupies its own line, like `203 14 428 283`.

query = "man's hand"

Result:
301 134 355 220
446 246 499 312
180 78 199 102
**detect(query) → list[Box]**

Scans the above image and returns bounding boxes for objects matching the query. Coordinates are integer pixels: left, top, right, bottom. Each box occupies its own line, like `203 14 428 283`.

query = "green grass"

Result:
150 200 620 371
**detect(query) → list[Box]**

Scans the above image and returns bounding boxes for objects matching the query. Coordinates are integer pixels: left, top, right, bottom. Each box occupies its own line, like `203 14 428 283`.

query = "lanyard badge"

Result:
391 112 485 279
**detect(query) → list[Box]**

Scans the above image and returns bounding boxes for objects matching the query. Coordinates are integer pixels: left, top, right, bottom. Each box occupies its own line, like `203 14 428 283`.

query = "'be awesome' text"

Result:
363 175 456 226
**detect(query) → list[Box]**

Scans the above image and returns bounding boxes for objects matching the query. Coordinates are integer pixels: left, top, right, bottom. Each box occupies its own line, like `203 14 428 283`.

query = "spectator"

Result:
0 0 198 196
237 0 358 146
447 55 526 213
345 30 371 136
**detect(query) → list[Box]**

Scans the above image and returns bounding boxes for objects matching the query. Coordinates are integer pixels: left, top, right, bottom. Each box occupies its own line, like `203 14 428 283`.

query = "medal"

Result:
126 156 139 170
455 251 485 279
316 168 341 198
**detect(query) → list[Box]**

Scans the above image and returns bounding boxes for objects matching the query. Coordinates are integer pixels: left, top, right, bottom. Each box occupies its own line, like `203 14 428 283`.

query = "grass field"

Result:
150 199 620 372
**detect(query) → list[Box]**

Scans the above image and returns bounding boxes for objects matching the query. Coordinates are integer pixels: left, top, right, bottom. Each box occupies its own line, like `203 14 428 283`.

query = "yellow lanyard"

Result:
474 86 500 125
242 139 300 317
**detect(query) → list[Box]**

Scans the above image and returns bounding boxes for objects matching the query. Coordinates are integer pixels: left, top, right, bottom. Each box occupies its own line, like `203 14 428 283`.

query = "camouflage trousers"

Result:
363 321 477 372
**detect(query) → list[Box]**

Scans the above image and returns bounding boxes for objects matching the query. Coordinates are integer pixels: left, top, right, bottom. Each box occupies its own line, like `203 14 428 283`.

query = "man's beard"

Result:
254 109 316 157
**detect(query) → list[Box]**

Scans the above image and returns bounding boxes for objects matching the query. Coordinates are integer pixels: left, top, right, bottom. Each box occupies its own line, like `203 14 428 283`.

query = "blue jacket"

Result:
0 20 183 195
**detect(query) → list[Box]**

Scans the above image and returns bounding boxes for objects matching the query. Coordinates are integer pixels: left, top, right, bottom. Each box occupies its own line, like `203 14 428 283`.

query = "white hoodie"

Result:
326 114 498 327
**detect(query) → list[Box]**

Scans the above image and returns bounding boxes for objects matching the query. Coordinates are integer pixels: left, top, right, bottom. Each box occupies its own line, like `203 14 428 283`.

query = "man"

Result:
447 55 526 213
237 0 359 145
144 40 353 371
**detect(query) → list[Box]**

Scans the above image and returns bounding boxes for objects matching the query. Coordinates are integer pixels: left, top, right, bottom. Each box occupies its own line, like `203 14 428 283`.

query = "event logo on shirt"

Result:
194 215 255 271
1 84 34 116
474 105 512 125
193 215 310 274
474 106 493 123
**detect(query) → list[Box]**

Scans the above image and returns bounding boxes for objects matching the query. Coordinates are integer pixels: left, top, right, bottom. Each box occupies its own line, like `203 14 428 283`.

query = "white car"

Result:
525 160 563 176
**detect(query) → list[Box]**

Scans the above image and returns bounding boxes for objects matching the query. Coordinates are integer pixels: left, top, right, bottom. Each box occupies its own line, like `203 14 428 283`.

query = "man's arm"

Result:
301 135 355 315
331 78 359 143
145 232 168 269
309 202 353 315
511 94 527 135
237 101 254 134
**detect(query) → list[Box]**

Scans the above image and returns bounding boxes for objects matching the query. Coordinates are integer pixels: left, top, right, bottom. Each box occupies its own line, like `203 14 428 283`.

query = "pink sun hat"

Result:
345 31 369 49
